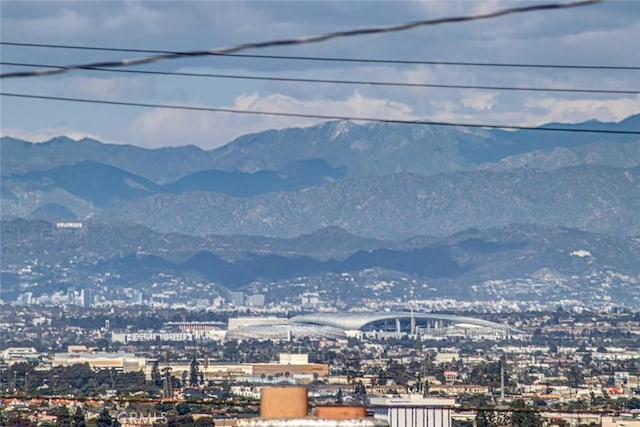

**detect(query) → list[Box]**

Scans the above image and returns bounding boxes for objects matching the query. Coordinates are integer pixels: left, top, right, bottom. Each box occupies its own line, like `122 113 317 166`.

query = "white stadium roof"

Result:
289 312 510 331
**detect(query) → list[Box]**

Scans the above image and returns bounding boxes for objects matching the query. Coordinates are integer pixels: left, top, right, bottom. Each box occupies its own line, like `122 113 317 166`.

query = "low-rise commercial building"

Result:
53 352 146 372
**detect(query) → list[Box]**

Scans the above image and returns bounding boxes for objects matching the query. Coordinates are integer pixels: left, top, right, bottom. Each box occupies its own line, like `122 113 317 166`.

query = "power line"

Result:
3 92 638 135
3 41 638 71
2 61 636 95
0 0 602 79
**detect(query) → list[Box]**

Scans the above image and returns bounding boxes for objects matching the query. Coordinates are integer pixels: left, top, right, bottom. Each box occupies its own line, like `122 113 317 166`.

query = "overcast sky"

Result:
1 0 639 149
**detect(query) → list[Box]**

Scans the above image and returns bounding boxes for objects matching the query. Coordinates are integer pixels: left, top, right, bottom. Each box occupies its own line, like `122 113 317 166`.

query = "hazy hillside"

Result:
3 115 638 182
3 115 639 240
0 220 387 265
0 136 215 184
162 158 346 195
207 115 640 174
3 220 638 304
3 161 159 208
479 140 640 171
103 165 640 239
1 159 347 219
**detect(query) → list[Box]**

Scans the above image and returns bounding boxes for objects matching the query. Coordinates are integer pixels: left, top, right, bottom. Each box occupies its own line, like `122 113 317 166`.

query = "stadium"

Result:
225 323 347 341
225 312 516 341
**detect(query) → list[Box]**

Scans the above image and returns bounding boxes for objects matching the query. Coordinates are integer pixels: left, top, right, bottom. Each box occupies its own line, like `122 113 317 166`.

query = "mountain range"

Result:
3 114 639 182
2 114 639 304
2 219 639 304
2 115 639 239
2 157 345 213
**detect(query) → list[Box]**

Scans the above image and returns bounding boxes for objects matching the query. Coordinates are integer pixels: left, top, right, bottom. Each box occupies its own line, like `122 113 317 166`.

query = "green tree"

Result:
475 409 499 427
54 407 72 427
189 358 199 387
628 397 640 410
96 408 117 427
567 365 584 388
194 417 214 427
151 360 162 387
72 407 86 427
176 402 191 416
1 412 35 427
510 399 544 427
377 370 388 385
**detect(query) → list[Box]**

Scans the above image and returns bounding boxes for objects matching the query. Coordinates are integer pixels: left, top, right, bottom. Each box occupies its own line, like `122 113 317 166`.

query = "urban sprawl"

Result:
1 296 639 427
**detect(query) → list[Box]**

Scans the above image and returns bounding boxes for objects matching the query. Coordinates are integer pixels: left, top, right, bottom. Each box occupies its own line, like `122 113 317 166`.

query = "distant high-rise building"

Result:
132 290 143 305
67 288 76 305
17 292 33 306
229 291 245 306
246 294 265 307
81 289 94 308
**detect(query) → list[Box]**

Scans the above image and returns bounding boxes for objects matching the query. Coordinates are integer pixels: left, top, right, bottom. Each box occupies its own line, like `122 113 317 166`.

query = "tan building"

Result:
144 362 253 381
1 347 39 365
53 352 145 372
279 353 309 365
542 412 602 427
252 363 329 377
428 384 490 396
369 396 456 427
227 317 288 331
602 416 640 427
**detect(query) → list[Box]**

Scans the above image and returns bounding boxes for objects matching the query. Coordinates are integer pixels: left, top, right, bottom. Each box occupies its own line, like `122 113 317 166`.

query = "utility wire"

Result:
3 41 639 71
2 61 636 95
3 92 638 135
0 0 602 79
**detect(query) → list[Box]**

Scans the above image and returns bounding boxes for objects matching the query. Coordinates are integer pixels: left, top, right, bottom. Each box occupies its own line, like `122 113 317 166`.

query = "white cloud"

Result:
13 8 92 38
461 91 498 111
414 2 469 17
522 96 640 124
57 76 155 101
102 2 177 33
404 66 435 85
2 1 638 149
129 91 417 149
471 1 502 16
562 21 640 46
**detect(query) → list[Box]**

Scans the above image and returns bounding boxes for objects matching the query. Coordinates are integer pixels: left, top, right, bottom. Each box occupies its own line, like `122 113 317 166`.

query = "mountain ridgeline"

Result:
1 115 639 239
2 158 346 212
2 114 640 304
2 219 639 303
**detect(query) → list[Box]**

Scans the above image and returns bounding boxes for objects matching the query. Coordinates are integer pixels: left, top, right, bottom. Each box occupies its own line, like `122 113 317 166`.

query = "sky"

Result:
1 0 639 150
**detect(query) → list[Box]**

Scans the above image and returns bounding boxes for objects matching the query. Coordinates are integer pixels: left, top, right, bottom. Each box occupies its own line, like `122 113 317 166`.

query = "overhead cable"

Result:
2 92 638 135
2 61 636 95
0 0 602 79
3 41 637 71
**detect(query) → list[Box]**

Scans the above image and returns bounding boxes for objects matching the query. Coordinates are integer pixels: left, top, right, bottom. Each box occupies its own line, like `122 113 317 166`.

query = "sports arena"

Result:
225 312 516 341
